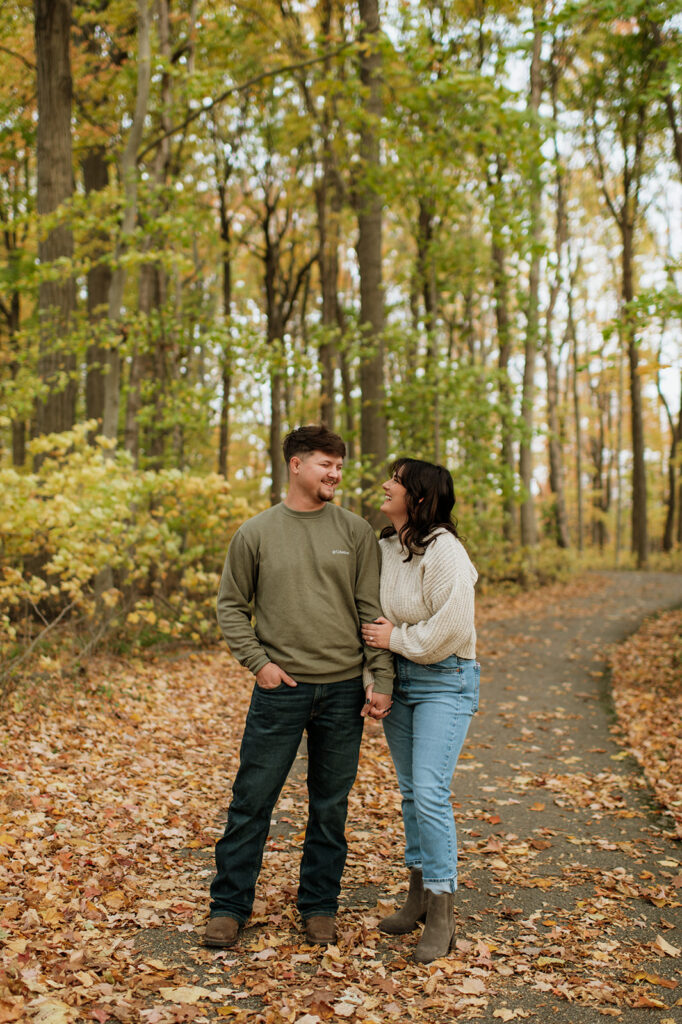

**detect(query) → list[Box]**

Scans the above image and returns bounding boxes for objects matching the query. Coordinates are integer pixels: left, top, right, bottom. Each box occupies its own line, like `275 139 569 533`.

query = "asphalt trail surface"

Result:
448 570 682 1021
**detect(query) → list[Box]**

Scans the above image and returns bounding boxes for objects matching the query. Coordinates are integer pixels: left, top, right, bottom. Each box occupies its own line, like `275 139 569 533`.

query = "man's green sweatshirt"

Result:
216 502 394 695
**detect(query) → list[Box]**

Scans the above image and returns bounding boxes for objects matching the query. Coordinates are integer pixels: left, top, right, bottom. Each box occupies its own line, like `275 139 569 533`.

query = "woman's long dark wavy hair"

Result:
380 458 461 562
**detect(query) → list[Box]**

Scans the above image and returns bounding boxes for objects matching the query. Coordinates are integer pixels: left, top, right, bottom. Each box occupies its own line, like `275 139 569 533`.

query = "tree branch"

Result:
136 41 354 163
0 44 35 72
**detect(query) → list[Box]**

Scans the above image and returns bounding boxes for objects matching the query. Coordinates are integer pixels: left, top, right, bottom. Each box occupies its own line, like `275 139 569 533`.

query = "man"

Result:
205 425 394 948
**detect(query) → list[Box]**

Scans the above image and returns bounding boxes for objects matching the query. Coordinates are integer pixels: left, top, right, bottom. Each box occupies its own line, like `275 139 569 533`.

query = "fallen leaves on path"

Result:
1 578 681 1022
610 609 682 838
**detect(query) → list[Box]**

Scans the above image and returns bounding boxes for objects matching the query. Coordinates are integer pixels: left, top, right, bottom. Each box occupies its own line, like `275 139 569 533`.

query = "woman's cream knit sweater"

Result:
379 530 477 664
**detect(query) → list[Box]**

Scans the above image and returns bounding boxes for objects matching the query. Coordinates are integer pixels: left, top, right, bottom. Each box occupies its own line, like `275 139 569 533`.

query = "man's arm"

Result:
354 527 394 696
216 530 272 678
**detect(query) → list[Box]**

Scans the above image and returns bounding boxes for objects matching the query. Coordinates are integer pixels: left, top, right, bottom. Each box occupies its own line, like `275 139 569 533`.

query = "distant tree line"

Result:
1 0 681 564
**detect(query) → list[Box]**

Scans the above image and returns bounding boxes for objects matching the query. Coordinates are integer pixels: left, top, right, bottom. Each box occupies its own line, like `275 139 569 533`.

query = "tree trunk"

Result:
492 230 516 542
658 362 679 551
590 385 608 550
269 357 285 506
356 0 387 524
218 191 232 478
316 169 339 430
621 218 648 566
416 196 440 461
82 146 112 438
677 370 682 545
3 285 25 465
545 344 570 548
567 283 583 551
543 31 570 549
33 0 77 442
519 8 542 548
614 340 625 564
106 0 152 442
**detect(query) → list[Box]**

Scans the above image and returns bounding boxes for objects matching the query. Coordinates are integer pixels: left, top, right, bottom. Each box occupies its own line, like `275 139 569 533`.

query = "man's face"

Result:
292 450 343 503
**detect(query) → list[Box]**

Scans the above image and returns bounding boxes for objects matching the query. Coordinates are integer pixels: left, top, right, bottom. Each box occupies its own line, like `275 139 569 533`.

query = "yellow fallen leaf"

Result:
103 890 126 909
631 971 678 989
40 908 64 925
493 1011 515 1021
0 998 26 1023
4 939 28 954
73 971 94 987
0 833 16 847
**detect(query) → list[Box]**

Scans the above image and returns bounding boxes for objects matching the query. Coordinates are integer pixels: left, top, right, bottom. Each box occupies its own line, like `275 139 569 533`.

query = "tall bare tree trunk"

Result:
356 0 387 524
543 33 570 549
33 0 77 442
0 248 24 464
217 185 232 478
567 280 583 551
270 355 285 506
106 0 152 442
519 8 542 548
315 0 342 430
82 146 112 437
657 353 678 551
677 370 682 546
492 230 516 542
621 218 648 566
316 169 340 430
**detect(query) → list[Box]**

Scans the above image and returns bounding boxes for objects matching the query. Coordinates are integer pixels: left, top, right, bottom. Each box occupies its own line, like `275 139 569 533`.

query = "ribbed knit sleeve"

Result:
379 532 477 664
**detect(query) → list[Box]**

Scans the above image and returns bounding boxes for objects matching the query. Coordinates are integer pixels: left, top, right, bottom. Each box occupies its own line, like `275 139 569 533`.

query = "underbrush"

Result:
0 425 257 690
3 425 681 692
474 539 577 593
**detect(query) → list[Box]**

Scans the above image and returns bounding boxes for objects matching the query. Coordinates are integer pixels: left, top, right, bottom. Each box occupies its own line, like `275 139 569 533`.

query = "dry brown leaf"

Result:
29 1000 75 1024
654 935 681 957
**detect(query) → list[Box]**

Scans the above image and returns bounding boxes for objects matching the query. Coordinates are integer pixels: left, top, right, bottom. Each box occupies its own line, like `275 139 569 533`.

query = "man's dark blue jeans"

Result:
210 675 365 923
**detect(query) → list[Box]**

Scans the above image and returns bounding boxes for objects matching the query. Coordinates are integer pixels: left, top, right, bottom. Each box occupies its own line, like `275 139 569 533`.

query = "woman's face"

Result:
381 470 409 523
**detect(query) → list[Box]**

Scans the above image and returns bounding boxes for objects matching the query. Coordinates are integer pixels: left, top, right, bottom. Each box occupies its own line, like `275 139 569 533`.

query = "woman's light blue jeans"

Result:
383 653 479 893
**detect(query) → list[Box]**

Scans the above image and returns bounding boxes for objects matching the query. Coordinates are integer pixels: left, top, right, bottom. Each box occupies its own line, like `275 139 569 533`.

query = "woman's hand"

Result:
362 616 394 649
361 683 393 720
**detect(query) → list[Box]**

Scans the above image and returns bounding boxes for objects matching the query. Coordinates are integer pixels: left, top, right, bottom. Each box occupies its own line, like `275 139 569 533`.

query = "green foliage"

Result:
0 424 257 683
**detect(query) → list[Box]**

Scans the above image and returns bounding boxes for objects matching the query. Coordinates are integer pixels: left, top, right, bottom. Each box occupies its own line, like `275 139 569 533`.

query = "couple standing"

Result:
204 425 479 965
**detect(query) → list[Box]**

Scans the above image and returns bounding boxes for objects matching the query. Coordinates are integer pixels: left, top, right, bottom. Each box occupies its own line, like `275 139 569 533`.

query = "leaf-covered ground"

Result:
610 608 682 840
1 570 681 1024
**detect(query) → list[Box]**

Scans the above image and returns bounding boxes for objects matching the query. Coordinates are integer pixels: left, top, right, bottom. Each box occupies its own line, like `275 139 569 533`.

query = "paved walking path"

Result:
138 570 682 1023
444 570 682 1021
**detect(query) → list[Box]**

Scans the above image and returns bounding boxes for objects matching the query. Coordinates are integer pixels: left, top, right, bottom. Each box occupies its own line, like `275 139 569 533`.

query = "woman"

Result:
362 458 479 964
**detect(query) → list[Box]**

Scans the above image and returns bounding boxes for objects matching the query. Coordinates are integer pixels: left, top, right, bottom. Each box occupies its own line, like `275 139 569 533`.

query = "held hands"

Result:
361 616 394 650
361 683 393 720
256 661 297 690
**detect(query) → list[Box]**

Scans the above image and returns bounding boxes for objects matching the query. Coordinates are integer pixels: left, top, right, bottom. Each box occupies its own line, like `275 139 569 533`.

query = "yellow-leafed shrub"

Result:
1 424 257 675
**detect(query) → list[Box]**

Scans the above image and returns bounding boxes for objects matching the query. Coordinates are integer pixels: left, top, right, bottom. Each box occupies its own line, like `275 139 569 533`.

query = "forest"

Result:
1 0 681 673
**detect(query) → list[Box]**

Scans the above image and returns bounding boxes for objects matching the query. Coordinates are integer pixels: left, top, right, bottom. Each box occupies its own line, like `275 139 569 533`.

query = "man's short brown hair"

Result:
282 425 346 463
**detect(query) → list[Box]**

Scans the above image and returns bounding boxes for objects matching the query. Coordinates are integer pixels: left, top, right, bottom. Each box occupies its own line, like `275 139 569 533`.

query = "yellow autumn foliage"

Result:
0 424 257 667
